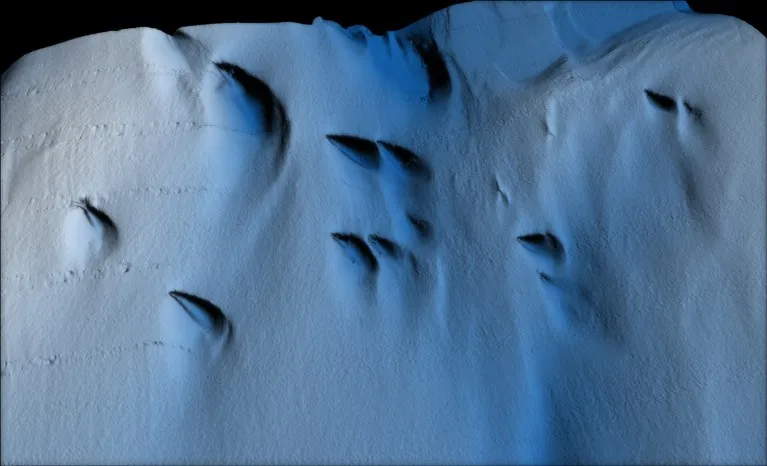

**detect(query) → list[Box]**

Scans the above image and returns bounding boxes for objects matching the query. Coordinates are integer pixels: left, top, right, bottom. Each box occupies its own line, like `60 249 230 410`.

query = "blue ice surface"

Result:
323 1 692 99
674 1 693 13
546 1 693 60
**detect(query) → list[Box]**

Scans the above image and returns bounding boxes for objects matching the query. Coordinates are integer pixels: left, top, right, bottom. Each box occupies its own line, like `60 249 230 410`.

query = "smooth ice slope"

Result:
1 2 765 464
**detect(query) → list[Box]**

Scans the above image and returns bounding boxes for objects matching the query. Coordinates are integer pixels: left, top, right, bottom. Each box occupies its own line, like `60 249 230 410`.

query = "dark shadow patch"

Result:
368 234 402 259
517 231 564 262
331 232 379 271
683 101 703 120
72 197 118 240
377 140 431 181
411 36 451 101
644 89 677 112
407 214 433 239
214 61 291 156
326 134 381 170
168 290 229 335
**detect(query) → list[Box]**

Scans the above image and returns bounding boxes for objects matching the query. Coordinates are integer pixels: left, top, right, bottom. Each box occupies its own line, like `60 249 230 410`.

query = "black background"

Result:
1 2 764 75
